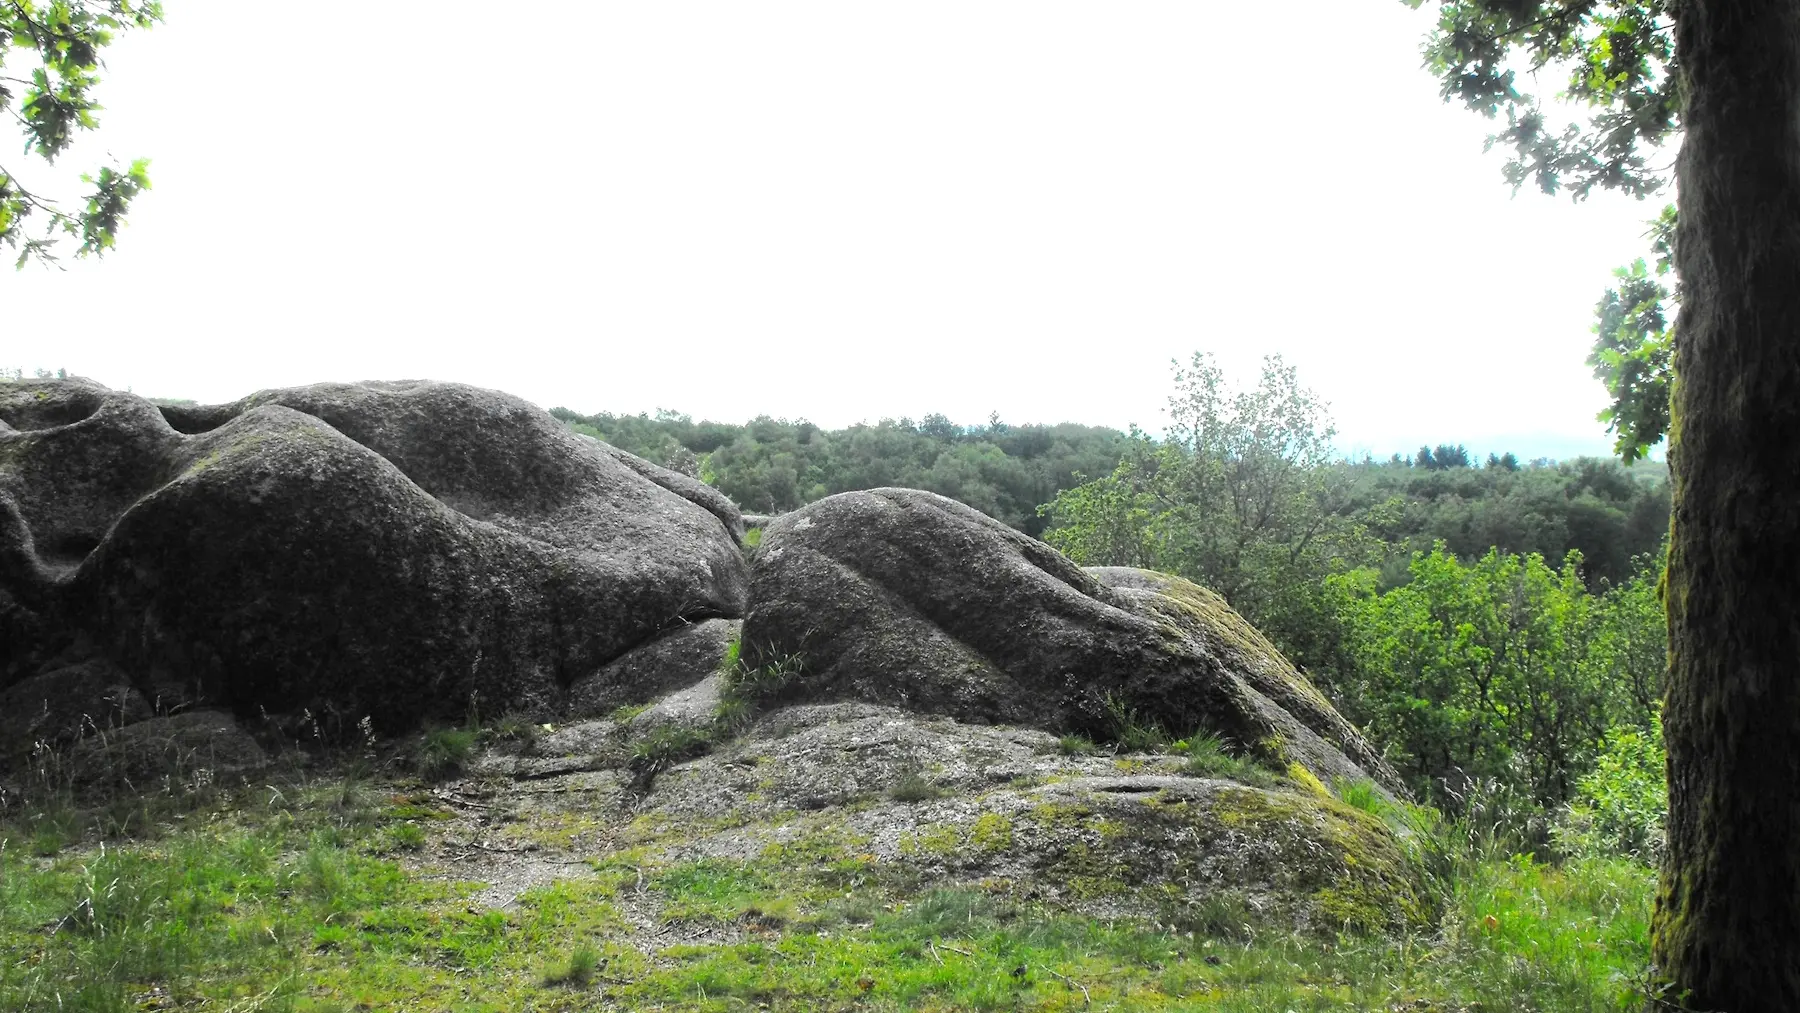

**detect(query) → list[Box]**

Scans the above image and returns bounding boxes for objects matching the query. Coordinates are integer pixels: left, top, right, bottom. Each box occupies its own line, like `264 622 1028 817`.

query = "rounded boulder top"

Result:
0 376 748 737
739 487 1401 794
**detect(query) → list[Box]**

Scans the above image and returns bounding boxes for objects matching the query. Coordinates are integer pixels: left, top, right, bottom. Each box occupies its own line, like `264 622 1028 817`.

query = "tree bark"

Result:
1654 2 1800 1009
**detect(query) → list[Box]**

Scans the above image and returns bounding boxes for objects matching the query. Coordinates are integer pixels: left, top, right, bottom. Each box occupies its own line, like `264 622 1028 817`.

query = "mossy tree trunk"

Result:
1653 2 1800 1009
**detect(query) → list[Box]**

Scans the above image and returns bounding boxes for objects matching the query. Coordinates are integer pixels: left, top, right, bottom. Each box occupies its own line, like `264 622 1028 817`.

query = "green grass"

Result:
1056 734 1098 756
415 726 478 779
1334 776 1389 816
628 725 716 788
542 943 601 987
1171 733 1279 788
0 755 1660 1013
1102 693 1170 752
608 702 651 723
721 648 806 704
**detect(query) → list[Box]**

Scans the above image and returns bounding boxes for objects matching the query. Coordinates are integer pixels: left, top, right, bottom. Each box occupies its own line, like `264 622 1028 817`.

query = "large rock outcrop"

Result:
0 377 748 740
739 488 1400 792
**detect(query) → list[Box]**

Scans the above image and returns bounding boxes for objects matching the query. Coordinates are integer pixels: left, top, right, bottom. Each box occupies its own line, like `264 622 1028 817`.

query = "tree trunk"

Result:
1654 2 1800 1009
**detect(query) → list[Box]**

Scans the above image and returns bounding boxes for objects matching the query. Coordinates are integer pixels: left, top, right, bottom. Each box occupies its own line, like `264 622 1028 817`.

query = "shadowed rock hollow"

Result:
0 377 747 744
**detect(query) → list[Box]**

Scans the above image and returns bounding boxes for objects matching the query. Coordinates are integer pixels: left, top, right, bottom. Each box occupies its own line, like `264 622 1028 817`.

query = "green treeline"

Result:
548 407 1127 535
556 354 1671 846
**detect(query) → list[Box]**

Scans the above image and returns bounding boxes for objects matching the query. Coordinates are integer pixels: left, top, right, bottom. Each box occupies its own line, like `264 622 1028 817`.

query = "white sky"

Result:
2 1 1671 461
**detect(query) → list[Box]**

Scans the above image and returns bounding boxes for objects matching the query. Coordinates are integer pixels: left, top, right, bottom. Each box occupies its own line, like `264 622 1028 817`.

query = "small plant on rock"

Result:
1057 734 1098 756
1333 777 1390 817
608 703 650 724
712 696 753 735
416 727 477 780
887 766 943 803
1173 732 1277 788
1101 693 1168 752
722 648 806 705
482 712 540 750
628 726 715 790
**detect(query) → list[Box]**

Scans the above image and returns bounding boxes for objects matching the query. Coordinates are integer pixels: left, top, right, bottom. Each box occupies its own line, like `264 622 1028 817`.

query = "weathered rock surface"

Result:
566 618 739 720
1086 566 1402 791
460 700 1427 933
0 377 748 739
740 488 1399 792
0 657 152 766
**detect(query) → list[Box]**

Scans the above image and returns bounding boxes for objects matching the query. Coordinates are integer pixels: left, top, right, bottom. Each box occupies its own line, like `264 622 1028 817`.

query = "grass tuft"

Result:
543 943 601 987
608 702 650 724
415 727 477 780
887 766 943 803
1171 732 1279 788
628 726 715 789
721 648 806 705
1057 734 1098 756
1102 693 1169 752
1335 776 1389 816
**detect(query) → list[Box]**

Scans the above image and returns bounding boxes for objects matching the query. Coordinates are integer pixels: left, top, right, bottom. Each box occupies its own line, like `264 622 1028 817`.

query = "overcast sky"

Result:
1 1 1671 461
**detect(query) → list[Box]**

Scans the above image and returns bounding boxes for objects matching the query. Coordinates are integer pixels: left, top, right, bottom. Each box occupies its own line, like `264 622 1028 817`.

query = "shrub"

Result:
1553 716 1666 863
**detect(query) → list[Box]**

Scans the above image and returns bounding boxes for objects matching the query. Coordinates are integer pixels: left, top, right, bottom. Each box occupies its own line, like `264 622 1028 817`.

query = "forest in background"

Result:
556 353 1672 856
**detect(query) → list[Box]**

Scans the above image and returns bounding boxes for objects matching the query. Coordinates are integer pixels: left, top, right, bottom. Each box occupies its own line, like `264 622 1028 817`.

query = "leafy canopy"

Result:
1042 353 1379 656
1406 0 1679 461
1 0 160 268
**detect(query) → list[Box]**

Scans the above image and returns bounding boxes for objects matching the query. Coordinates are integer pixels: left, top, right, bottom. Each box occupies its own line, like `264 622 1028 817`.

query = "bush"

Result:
1553 716 1666 863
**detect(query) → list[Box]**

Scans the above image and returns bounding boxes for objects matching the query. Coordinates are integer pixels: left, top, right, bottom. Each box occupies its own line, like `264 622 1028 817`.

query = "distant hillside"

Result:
548 408 1128 536
550 409 1670 584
